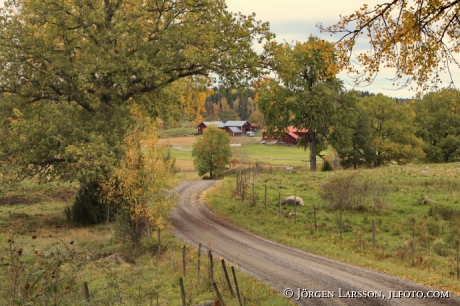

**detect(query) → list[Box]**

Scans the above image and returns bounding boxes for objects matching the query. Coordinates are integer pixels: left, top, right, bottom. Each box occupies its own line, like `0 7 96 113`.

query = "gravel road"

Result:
171 180 460 306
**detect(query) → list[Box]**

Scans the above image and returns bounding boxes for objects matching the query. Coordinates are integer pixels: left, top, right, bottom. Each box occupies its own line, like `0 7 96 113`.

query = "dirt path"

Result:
171 181 459 306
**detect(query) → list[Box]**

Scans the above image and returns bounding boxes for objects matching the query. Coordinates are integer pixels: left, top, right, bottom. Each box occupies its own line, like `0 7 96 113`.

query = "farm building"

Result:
250 123 261 132
262 126 310 145
225 126 242 136
224 121 253 135
196 121 225 134
197 120 255 136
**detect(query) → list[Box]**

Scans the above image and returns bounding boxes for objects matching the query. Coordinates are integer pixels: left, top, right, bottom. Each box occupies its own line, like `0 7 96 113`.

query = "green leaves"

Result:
0 0 273 183
192 125 231 178
257 37 352 170
414 89 460 163
335 94 425 168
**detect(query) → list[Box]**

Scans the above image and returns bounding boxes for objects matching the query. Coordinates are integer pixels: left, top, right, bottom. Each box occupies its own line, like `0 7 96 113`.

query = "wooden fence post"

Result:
197 243 201 286
212 282 225 306
208 249 214 284
179 277 186 306
182 245 186 276
221 259 235 296
231 266 243 306
83 281 90 302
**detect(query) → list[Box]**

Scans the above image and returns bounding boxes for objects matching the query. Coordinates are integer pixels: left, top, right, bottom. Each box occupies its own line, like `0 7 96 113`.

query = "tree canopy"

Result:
192 125 231 178
320 1 460 92
415 89 460 163
0 0 273 183
257 36 356 171
334 94 425 168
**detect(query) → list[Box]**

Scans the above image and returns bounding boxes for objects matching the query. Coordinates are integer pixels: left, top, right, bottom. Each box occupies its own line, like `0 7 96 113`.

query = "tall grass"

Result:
0 179 291 305
205 163 460 295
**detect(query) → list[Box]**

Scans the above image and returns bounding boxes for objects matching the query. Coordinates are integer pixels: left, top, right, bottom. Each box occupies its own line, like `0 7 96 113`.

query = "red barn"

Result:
197 120 253 136
223 121 252 135
196 121 225 135
262 126 310 145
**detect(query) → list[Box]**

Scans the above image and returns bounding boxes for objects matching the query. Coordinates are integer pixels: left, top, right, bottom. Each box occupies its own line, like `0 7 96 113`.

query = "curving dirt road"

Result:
171 180 460 306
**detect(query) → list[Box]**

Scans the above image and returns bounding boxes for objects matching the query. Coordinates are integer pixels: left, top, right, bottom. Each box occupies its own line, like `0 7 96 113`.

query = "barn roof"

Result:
203 121 225 128
228 127 242 133
286 126 309 134
263 126 309 134
224 121 247 127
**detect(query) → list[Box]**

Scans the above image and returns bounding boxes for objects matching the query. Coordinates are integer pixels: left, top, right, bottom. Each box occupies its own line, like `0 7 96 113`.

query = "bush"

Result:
65 182 116 225
319 173 389 213
428 204 460 221
114 206 145 247
321 159 334 171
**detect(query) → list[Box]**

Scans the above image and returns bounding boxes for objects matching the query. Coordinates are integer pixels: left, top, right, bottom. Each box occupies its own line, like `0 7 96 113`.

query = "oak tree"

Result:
0 0 273 184
257 36 356 171
320 1 460 92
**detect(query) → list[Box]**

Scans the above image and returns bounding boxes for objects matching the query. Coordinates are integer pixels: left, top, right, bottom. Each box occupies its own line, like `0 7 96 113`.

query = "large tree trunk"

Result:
309 129 316 172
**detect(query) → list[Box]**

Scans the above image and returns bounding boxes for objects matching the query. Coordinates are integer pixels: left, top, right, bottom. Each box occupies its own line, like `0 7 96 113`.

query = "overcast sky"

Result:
225 0 460 98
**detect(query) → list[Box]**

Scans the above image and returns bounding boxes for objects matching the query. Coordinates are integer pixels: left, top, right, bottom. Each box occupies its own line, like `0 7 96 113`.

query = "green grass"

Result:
231 144 332 167
170 148 193 160
205 163 460 295
160 127 197 137
0 179 291 305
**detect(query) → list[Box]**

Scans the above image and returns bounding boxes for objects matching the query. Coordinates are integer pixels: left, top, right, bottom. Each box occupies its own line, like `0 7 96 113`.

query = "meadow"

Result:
0 179 291 305
204 163 460 295
5 129 458 304
160 133 326 169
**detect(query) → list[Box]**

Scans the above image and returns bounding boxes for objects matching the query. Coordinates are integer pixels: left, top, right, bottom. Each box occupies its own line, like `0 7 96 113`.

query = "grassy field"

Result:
0 180 291 305
160 127 197 138
204 163 460 295
162 135 330 170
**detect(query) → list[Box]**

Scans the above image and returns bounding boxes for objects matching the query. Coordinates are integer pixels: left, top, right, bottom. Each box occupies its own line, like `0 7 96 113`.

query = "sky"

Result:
225 0 458 98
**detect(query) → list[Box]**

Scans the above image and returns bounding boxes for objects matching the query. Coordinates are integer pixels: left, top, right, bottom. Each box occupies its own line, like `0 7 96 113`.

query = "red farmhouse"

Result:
262 126 310 145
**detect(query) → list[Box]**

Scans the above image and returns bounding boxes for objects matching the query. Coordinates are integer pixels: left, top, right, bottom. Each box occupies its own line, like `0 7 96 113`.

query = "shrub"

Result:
428 204 460 221
114 206 144 247
321 159 334 171
65 182 115 225
319 173 389 213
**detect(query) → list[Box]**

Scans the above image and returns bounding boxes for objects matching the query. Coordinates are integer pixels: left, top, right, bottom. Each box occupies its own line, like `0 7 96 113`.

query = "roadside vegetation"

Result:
0 179 291 306
204 163 460 295
2 0 460 304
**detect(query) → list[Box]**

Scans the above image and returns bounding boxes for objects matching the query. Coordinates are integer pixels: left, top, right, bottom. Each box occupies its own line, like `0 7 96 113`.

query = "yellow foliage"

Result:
320 0 460 92
102 105 177 233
